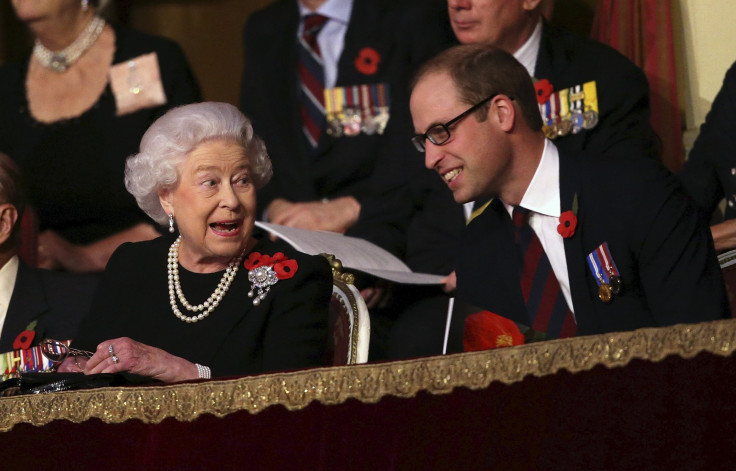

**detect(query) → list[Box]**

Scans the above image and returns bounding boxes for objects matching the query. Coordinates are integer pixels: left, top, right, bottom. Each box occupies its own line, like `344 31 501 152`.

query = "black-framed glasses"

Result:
411 94 498 152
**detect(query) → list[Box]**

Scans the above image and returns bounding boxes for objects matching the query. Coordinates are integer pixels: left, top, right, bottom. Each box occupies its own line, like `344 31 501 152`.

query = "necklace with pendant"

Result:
33 16 106 73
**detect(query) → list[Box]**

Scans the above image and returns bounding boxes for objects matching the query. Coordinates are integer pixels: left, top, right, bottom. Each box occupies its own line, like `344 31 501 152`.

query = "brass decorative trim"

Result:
332 278 360 364
2 319 735 432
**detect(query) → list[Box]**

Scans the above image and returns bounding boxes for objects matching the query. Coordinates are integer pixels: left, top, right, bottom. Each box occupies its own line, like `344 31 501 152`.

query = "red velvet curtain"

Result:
592 0 684 173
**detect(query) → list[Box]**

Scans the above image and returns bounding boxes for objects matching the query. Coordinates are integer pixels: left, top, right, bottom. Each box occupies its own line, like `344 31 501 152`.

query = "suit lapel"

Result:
0 262 48 352
559 152 600 333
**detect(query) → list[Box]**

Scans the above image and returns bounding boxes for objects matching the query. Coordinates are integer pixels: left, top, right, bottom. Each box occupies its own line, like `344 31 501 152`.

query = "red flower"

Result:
463 311 524 352
557 210 578 238
13 330 35 350
244 251 298 280
354 47 380 75
244 252 265 270
534 78 554 105
274 259 298 280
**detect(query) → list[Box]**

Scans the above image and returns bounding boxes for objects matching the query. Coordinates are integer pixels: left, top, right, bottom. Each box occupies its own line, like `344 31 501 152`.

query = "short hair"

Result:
412 44 543 131
125 102 272 225
0 152 26 242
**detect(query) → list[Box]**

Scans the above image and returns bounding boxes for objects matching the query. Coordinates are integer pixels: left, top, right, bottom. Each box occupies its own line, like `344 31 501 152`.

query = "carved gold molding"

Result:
2 319 735 432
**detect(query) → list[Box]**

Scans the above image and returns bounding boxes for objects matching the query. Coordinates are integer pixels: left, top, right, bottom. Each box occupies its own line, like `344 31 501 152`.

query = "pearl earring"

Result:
168 213 175 233
81 0 90 12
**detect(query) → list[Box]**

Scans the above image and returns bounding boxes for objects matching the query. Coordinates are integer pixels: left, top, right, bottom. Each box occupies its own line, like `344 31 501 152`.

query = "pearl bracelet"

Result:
195 363 211 379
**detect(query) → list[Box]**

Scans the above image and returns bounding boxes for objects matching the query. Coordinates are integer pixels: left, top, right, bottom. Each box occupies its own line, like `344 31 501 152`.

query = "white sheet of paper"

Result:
255 222 445 285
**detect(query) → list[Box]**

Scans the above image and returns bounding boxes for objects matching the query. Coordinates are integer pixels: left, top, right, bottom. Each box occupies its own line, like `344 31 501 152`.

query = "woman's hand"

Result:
82 337 200 383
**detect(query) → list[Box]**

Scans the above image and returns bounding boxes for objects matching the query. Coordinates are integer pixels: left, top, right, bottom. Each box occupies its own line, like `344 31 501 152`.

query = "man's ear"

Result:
492 95 517 133
0 204 18 246
159 188 174 216
522 0 543 12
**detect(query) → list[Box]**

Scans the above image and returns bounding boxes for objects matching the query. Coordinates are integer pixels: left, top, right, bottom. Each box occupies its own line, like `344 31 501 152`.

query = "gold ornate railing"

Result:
2 318 735 432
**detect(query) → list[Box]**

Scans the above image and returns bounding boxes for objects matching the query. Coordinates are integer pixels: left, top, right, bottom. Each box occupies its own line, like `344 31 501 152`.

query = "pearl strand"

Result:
167 236 246 324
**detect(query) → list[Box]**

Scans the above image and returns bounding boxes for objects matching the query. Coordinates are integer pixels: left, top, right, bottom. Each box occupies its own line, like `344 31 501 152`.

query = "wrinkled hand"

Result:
57 355 87 373
268 197 360 233
82 337 199 383
442 271 457 294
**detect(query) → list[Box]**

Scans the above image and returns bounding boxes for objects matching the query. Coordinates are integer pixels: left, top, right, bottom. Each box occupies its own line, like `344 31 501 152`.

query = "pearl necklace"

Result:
33 16 106 73
167 236 246 324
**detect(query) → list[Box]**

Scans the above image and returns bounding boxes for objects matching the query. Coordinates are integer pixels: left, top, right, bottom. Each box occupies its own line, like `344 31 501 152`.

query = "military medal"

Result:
583 109 599 129
360 84 377 135
556 89 573 136
343 87 361 136
373 83 390 134
542 99 558 140
582 81 599 130
597 242 623 295
587 242 622 303
569 85 584 134
324 88 342 137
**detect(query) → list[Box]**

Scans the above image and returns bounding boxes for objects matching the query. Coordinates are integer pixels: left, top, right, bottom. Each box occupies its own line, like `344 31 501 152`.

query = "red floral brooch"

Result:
354 47 380 75
557 193 579 239
244 252 298 305
534 78 554 105
12 320 37 350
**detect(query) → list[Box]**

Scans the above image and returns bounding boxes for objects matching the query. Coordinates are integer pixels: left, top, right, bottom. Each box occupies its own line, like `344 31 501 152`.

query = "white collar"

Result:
299 0 353 24
511 139 561 217
513 18 543 77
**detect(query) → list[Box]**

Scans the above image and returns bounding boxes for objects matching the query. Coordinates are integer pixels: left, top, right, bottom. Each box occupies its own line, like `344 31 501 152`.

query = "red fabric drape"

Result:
592 0 684 173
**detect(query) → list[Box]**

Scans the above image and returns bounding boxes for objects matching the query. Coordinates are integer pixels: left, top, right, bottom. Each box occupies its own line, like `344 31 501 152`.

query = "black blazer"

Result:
240 0 460 263
678 60 736 220
73 235 333 377
0 261 99 352
533 21 659 160
456 150 729 336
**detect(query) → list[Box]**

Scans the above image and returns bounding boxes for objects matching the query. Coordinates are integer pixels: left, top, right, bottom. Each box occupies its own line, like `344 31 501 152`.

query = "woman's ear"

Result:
158 188 174 216
0 204 18 246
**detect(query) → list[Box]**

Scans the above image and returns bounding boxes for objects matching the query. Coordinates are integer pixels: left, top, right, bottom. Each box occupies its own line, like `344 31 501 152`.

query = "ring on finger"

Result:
111 354 119 364
108 344 115 356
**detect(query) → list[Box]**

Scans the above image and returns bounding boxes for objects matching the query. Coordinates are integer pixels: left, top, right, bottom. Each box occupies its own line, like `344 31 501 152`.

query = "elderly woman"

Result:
0 0 200 271
62 102 332 381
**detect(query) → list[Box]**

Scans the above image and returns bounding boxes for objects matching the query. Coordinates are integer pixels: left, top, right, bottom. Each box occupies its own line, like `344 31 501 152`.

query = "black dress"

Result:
0 25 201 244
73 234 333 377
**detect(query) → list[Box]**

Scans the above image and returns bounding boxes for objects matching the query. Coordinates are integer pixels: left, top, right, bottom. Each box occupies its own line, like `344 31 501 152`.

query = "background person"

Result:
0 152 98 352
0 0 201 272
410 45 727 348
678 60 736 252
63 103 332 382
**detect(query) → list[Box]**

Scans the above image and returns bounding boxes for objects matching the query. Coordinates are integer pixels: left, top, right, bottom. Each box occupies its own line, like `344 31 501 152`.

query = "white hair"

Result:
125 102 272 225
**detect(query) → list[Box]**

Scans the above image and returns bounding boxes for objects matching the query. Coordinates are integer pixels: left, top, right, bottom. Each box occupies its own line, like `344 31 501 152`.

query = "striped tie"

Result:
512 207 577 338
298 14 329 149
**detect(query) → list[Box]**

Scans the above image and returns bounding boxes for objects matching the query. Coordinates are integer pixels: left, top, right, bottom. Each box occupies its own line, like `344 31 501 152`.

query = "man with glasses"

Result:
410 44 727 344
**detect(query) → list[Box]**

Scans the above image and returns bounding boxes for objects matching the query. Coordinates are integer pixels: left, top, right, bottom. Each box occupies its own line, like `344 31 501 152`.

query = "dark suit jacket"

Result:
534 21 659 160
0 261 99 352
240 0 462 269
456 151 728 336
678 60 736 220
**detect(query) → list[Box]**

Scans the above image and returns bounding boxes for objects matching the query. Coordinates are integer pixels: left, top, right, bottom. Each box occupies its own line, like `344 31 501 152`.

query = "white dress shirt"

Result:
298 0 353 89
502 140 575 316
0 255 20 337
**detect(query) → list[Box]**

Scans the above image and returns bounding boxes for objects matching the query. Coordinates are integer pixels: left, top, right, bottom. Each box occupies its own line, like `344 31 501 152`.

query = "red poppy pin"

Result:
354 47 380 75
534 78 554 105
557 193 579 239
244 252 299 305
13 320 37 350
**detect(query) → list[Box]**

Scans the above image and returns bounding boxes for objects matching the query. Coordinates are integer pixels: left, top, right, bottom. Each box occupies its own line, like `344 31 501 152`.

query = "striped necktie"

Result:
298 14 329 150
512 206 577 338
